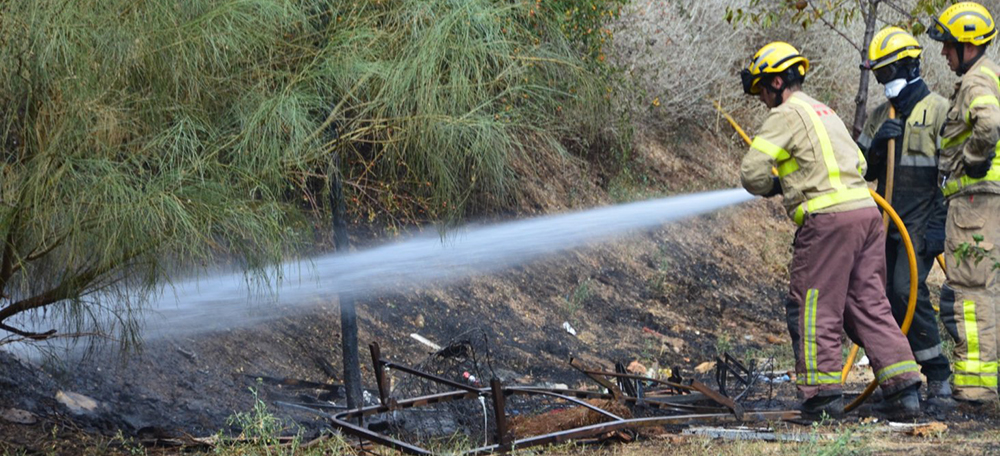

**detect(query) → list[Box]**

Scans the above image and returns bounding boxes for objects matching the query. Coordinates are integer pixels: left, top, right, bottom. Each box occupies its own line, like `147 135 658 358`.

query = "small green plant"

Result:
424 432 475 455
607 164 654 203
222 381 293 455
1 445 29 456
745 342 794 371
953 234 1000 271
112 430 147 456
639 335 665 362
44 424 59 456
714 332 733 357
562 279 593 318
647 247 673 298
795 419 874 456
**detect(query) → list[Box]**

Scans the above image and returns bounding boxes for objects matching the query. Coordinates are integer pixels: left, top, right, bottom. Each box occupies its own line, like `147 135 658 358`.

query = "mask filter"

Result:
884 78 907 98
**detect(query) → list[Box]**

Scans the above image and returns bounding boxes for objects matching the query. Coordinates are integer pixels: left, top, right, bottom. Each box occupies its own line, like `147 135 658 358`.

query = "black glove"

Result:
923 227 946 258
965 154 994 179
874 118 905 141
869 118 904 163
762 176 783 197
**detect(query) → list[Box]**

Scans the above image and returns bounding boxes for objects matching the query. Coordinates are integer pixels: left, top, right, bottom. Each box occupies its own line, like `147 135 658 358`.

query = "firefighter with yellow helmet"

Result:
740 42 922 419
858 26 954 408
928 1 1000 404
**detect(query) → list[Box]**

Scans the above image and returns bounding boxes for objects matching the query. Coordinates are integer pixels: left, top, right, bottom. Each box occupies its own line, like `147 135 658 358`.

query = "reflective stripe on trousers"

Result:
954 299 1000 388
797 288 842 385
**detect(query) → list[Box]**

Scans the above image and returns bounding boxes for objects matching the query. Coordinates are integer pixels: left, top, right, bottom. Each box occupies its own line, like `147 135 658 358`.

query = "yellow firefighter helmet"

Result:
928 2 996 46
741 42 810 95
866 26 922 70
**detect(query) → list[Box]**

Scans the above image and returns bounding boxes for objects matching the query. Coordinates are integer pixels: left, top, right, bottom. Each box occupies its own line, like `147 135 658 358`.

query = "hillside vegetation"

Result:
0 0 628 346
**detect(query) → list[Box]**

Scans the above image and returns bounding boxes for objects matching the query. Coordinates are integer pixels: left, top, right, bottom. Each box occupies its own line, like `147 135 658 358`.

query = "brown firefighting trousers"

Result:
940 193 1000 402
787 206 921 399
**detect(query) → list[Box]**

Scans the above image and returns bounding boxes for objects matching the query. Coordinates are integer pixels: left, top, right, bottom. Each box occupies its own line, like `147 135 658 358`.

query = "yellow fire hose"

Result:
713 100 918 413
842 191 917 412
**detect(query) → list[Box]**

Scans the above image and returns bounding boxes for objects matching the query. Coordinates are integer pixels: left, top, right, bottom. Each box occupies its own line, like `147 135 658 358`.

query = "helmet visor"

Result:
741 68 760 95
928 18 956 42
874 64 897 84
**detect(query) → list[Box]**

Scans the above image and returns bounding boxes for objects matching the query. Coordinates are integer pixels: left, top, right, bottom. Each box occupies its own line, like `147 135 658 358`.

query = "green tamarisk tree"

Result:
0 0 612 349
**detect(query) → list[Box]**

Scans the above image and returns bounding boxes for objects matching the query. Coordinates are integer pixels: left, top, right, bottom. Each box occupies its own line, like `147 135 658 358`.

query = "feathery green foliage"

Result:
323 0 616 224
0 0 623 346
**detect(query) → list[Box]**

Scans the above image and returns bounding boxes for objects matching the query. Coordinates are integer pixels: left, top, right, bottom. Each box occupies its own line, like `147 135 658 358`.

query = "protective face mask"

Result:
884 78 907 98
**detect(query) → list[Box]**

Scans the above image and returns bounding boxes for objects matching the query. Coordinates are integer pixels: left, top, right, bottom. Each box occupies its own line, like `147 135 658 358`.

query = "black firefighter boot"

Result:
798 394 844 421
926 380 957 410
874 383 921 419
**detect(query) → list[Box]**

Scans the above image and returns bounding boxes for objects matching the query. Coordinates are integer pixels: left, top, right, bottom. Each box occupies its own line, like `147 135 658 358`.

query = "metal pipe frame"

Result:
325 344 800 455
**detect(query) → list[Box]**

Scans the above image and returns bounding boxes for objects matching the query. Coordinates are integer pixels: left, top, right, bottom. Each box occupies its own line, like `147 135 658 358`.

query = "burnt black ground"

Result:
0 203 801 447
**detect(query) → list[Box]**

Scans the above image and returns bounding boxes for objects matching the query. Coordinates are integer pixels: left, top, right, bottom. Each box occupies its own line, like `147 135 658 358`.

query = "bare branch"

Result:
881 0 912 19
808 1 862 52
0 244 152 324
0 322 56 340
23 232 70 263
1 331 111 347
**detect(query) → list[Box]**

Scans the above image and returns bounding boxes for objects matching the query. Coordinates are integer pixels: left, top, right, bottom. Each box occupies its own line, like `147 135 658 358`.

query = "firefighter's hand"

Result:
922 228 946 258
965 155 993 179
874 119 904 141
762 176 783 198
869 119 904 163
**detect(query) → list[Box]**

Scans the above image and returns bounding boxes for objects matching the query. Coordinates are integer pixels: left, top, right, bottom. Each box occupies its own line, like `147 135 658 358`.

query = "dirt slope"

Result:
1 115 802 447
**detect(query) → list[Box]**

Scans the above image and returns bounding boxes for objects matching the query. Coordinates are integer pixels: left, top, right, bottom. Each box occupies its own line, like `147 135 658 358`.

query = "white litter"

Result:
410 333 442 351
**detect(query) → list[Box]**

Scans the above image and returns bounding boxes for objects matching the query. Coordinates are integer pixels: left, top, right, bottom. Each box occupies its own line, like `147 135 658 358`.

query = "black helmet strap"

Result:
763 75 786 105
762 65 803 106
957 42 987 75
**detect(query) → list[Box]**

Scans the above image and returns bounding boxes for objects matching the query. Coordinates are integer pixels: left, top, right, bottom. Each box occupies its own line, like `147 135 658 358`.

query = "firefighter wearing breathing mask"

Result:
858 26 954 409
740 42 921 420
928 1 1000 404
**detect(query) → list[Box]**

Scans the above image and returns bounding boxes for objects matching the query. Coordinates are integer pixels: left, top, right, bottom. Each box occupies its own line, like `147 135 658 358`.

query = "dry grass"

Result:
534 420 1000 456
614 0 1000 143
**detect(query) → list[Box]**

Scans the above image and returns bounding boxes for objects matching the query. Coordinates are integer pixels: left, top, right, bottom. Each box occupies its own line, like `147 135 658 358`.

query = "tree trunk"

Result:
851 0 881 139
330 151 363 410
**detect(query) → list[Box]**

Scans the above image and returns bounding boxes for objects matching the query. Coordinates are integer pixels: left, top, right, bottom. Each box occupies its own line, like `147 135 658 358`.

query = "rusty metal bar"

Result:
690 380 744 420
460 410 800 455
330 392 798 456
490 379 510 449
380 359 484 394
482 387 719 414
509 388 626 421
575 368 694 392
333 409 436 455
369 343 390 406
326 346 799 455
336 390 480 421
569 358 624 400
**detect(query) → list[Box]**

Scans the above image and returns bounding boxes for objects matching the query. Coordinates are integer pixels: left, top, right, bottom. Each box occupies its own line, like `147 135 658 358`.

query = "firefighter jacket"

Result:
939 57 1000 198
741 91 874 225
859 81 949 239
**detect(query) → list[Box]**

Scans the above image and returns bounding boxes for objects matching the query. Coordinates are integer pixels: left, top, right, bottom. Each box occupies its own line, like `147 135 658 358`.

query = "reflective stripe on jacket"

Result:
939 57 1000 198
741 91 874 224
860 93 949 236
861 93 949 180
